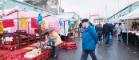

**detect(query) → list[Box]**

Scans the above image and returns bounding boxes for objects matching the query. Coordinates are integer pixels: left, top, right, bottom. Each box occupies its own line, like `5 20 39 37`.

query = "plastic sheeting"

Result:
46 16 61 32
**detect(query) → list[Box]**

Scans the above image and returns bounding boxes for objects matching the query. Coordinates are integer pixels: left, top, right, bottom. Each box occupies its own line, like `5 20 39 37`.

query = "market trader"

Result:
81 19 98 60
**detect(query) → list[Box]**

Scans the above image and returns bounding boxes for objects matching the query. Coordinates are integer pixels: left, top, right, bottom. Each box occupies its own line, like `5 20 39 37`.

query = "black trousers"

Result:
81 50 97 60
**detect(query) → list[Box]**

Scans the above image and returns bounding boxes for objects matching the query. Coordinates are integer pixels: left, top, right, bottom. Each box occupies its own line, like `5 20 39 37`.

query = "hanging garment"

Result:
59 19 63 26
31 18 40 29
58 21 69 36
19 16 28 30
41 20 46 29
3 19 14 28
0 21 3 33
37 14 43 25
68 20 71 27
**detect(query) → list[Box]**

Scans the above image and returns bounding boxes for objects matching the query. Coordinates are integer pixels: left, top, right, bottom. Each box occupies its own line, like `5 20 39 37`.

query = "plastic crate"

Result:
58 42 77 50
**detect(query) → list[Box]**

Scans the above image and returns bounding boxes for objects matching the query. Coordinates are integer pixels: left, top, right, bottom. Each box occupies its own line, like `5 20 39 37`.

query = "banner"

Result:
3 19 14 28
19 16 28 30
0 21 3 33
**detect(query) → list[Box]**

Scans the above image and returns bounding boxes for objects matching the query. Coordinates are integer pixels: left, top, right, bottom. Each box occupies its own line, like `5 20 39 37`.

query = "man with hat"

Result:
81 18 98 60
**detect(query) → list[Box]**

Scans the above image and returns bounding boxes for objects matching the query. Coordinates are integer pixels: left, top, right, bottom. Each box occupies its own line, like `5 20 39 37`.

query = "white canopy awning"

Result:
109 18 121 23
0 7 48 20
56 12 80 21
120 8 139 20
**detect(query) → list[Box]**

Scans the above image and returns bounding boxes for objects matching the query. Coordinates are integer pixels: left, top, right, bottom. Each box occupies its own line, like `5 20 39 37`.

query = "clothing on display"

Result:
0 21 3 33
58 21 69 36
2 20 14 28
19 16 28 30
59 19 63 26
37 14 43 25
68 20 71 26
41 20 46 29
31 18 40 29
1 37 13 43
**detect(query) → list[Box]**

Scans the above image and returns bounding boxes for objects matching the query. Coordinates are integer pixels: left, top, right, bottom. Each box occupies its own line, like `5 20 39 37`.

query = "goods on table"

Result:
24 48 41 59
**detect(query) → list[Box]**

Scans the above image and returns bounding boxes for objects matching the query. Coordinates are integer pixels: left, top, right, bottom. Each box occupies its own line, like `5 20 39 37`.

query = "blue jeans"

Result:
81 50 97 60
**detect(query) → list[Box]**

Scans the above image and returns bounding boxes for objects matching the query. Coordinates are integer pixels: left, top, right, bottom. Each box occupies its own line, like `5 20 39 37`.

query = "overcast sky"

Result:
61 0 139 18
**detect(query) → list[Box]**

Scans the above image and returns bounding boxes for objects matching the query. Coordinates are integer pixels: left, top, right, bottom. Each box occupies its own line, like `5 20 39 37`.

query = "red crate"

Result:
2 49 31 60
58 42 77 50
0 50 10 60
58 43 66 49
66 42 77 49
2 45 17 51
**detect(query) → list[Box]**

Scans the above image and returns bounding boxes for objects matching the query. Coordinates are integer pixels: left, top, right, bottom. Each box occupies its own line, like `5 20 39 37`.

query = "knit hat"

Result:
81 18 89 23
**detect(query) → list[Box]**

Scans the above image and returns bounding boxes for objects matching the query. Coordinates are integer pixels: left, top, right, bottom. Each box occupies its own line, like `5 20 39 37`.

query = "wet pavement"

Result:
48 38 139 60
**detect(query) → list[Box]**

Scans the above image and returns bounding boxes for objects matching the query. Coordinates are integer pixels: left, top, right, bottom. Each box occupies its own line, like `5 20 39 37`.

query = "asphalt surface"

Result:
48 38 139 60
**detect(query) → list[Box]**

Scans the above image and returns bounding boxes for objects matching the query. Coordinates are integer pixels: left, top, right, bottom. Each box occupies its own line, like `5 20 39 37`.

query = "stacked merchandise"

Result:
0 30 40 51
0 41 53 60
58 20 78 50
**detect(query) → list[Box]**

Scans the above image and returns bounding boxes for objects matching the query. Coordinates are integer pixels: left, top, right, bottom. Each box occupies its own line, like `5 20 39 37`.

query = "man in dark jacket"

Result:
103 23 114 44
96 23 103 41
81 19 98 60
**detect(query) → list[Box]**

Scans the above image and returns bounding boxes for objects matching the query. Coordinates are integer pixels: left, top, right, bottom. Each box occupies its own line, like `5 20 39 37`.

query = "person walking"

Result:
81 19 98 60
103 23 109 44
95 23 103 42
116 23 122 41
103 23 114 44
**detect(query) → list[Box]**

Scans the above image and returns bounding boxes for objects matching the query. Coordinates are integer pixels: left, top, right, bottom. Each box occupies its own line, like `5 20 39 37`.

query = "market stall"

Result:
56 12 80 37
118 8 139 45
0 7 80 60
55 12 80 49
0 8 55 60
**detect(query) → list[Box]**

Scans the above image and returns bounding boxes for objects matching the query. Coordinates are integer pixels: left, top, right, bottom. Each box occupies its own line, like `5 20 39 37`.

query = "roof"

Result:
0 0 56 15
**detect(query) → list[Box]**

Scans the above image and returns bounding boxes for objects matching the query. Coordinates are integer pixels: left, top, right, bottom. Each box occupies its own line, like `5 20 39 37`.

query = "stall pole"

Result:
39 24 42 48
64 21 66 40
17 11 20 48
28 20 30 33
126 19 129 45
58 0 61 14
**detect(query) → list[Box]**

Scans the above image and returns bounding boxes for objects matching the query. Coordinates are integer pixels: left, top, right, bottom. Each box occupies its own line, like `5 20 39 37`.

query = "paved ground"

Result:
48 38 139 60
